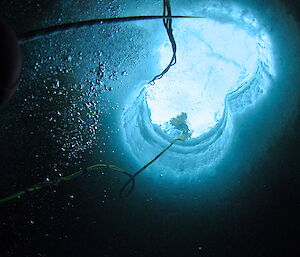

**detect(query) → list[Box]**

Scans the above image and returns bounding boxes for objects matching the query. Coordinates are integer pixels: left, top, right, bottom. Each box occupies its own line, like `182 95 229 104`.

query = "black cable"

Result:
0 1 186 202
18 15 205 44
118 0 179 197
149 0 177 84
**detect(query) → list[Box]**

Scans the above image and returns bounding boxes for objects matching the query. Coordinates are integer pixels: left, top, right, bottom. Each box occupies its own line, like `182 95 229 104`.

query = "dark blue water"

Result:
0 1 299 257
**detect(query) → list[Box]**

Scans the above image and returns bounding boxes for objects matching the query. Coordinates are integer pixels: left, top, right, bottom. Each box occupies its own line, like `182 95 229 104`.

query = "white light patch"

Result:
146 19 258 138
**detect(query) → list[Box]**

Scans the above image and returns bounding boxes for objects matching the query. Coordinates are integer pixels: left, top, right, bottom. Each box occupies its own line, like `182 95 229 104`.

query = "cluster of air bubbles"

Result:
1 5 150 194
10 35 127 175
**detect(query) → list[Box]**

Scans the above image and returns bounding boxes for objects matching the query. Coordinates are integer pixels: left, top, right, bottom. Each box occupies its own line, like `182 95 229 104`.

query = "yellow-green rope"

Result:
119 135 187 198
0 164 134 204
0 135 187 204
0 0 189 204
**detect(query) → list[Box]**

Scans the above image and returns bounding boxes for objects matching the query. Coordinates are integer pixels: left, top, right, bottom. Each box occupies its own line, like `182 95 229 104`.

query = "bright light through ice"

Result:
146 19 259 138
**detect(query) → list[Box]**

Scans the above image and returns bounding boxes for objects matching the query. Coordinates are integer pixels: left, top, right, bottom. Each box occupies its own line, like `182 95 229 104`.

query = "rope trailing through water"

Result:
0 136 187 204
0 164 135 204
120 0 179 196
119 136 185 198
0 1 188 204
149 0 177 84
18 0 179 81
18 15 205 44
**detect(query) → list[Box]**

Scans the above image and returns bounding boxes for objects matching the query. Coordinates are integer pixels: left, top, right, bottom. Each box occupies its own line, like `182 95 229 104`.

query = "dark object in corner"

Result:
0 19 22 107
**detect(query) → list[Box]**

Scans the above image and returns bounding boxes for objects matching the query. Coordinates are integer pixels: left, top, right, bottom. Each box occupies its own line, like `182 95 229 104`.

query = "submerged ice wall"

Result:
122 1 274 176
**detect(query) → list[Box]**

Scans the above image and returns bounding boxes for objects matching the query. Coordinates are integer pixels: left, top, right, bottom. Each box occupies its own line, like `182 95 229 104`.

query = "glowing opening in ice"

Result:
122 11 273 173
146 19 259 138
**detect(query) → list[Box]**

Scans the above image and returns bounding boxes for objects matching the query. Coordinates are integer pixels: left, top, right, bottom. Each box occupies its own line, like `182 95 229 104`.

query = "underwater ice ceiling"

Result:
122 4 274 175
3 0 297 184
146 18 271 138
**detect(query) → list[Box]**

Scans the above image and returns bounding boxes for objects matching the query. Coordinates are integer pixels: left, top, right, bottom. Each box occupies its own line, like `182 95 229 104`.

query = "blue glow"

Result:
122 7 274 176
146 19 259 138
